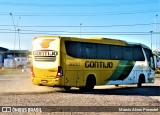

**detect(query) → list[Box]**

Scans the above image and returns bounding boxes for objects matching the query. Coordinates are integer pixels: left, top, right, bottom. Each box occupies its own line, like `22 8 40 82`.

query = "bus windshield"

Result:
144 48 155 69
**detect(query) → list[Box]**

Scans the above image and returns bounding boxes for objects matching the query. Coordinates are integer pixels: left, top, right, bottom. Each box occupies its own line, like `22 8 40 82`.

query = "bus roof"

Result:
127 42 151 50
61 36 127 46
34 36 150 49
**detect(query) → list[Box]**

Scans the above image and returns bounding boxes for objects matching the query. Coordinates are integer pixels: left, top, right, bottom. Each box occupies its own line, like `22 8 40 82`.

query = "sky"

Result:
0 0 160 51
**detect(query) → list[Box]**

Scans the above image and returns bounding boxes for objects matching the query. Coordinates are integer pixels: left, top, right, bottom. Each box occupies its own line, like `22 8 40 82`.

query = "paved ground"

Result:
0 73 55 93
0 73 159 114
0 73 159 95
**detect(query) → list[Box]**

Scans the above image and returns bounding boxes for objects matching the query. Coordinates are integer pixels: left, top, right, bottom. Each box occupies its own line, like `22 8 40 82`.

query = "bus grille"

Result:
34 56 56 62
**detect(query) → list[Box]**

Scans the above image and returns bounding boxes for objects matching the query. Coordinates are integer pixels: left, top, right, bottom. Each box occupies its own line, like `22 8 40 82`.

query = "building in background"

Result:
0 47 30 68
0 47 9 68
4 50 30 68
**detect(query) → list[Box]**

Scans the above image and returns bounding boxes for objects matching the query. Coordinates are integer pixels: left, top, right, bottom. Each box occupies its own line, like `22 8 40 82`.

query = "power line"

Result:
0 23 159 28
0 30 160 35
0 0 158 7
0 29 158 33
0 9 159 16
0 32 156 35
0 29 69 33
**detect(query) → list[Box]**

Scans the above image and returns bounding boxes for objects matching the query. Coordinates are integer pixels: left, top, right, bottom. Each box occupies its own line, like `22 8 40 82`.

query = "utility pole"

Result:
16 17 21 58
9 13 21 68
10 13 17 69
150 31 153 50
155 14 158 52
80 23 82 38
16 17 21 50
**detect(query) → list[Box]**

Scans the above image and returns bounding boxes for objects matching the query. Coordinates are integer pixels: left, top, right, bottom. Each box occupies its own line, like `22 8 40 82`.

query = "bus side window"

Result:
134 47 145 61
76 42 82 58
111 46 122 60
123 47 133 61
65 41 84 58
83 43 96 59
97 44 110 59
65 41 78 58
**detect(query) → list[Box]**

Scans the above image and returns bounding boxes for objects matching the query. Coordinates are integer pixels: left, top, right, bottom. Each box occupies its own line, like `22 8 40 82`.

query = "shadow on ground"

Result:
57 86 160 96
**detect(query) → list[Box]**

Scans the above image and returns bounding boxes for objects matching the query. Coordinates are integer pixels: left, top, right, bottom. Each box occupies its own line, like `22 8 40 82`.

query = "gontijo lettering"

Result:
85 61 113 68
33 50 58 56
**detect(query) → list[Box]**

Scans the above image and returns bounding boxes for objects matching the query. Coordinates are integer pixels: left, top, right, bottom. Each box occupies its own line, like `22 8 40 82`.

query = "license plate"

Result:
41 80 48 83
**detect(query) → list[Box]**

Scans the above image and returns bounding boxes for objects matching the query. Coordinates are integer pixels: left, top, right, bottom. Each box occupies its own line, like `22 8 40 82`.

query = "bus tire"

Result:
79 87 85 91
80 75 96 91
115 84 119 87
63 86 71 91
137 74 145 87
137 81 142 87
86 75 96 91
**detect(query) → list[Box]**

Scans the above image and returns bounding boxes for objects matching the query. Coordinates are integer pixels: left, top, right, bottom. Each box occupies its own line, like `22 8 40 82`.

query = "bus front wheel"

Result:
137 75 145 87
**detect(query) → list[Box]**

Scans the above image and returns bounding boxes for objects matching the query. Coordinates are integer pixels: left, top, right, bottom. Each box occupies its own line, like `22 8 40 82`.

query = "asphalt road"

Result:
0 73 160 114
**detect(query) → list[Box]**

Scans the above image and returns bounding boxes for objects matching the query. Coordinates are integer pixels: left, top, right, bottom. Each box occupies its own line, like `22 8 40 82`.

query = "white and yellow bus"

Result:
31 36 155 91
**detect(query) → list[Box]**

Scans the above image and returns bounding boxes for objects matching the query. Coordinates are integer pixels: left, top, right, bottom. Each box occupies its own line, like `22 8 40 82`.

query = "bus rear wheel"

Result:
63 86 71 91
80 75 96 91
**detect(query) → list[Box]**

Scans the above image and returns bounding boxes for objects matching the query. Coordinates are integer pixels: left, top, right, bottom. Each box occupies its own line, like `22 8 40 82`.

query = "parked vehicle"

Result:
22 65 30 73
